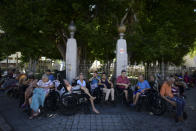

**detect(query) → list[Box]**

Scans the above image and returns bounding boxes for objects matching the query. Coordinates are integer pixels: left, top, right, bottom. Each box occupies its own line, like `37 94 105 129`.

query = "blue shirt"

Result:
77 80 86 87
90 76 100 89
91 76 100 85
136 80 151 91
48 74 55 81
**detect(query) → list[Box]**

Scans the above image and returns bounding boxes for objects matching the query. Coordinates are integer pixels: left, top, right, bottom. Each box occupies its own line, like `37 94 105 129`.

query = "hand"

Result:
141 89 145 93
104 84 107 88
124 84 128 88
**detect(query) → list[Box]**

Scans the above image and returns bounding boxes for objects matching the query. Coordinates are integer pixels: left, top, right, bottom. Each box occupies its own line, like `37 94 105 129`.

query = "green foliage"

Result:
127 0 196 65
0 0 195 65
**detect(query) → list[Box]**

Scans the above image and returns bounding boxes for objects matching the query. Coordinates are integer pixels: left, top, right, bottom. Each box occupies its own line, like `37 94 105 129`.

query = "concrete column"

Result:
66 38 77 83
116 25 128 78
66 21 77 83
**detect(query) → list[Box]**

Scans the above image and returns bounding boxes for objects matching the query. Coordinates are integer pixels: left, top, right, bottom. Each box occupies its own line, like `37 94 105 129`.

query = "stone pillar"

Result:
66 21 77 83
116 25 128 78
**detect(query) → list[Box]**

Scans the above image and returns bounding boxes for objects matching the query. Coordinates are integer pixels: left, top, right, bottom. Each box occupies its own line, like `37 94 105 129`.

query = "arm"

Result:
108 80 114 88
98 80 107 88
160 83 176 106
143 81 151 91
89 77 93 82
40 82 54 89
161 95 176 106
127 78 131 86
116 77 127 87
98 79 103 85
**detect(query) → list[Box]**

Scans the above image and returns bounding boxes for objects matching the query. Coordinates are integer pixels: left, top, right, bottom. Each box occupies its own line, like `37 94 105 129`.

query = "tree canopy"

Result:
0 0 195 65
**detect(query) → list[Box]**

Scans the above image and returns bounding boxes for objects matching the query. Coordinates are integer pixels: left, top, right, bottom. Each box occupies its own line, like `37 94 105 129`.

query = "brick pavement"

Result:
0 88 196 131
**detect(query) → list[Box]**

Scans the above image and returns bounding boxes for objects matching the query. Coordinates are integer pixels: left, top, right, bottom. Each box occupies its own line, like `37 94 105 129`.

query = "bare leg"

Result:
89 99 100 114
29 97 32 105
133 95 136 102
24 91 29 105
81 87 96 100
133 92 141 105
124 90 129 102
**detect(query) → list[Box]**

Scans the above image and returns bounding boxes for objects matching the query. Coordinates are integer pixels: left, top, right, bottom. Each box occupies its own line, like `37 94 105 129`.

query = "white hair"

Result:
42 74 48 79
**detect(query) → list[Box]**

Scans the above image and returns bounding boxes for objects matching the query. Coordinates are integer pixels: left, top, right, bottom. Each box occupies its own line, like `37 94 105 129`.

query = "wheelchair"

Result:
44 88 60 112
6 84 20 98
115 85 133 105
90 86 103 104
60 85 90 115
52 79 90 115
133 87 166 115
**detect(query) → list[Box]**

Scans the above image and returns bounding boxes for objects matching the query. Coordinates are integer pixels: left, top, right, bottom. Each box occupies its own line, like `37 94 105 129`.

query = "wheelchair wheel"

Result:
60 93 78 115
44 91 60 111
91 88 102 104
151 96 166 116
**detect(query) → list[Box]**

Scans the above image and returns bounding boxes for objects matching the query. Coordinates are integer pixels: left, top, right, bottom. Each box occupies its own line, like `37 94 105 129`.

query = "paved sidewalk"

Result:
0 88 196 131
0 92 13 131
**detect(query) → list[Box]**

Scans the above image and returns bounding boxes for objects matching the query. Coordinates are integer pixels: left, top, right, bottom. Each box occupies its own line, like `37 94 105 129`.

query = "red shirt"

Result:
117 75 130 89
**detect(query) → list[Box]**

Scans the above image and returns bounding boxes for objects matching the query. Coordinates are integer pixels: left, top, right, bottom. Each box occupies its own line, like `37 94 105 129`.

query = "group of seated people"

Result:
0 68 188 122
116 69 187 122
19 70 116 119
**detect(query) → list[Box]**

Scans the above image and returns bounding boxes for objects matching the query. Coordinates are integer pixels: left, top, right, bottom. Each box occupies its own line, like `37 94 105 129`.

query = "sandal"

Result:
28 112 39 120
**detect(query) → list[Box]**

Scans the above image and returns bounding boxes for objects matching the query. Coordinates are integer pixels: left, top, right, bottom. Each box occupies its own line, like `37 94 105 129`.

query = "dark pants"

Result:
169 97 185 117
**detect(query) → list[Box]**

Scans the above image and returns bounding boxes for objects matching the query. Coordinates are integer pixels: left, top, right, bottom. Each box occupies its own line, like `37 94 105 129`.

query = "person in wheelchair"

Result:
116 70 130 104
89 71 102 102
130 75 151 107
160 77 187 122
64 78 100 114
99 72 114 104
77 73 96 101
29 74 54 119
89 71 101 91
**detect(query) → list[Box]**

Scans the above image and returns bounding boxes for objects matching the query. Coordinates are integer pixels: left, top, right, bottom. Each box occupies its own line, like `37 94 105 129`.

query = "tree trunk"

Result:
56 43 66 60
32 60 37 74
6 56 8 69
161 58 165 80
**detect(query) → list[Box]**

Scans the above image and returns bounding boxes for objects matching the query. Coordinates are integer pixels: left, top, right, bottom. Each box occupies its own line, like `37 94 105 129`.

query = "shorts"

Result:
133 90 142 95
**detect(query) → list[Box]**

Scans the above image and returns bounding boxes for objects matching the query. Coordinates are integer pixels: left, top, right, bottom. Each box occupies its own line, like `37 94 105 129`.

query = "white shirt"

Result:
37 80 53 93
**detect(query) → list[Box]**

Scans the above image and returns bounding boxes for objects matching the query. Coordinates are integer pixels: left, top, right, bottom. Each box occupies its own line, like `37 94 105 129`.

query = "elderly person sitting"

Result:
160 77 187 122
29 74 54 119
130 75 151 107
